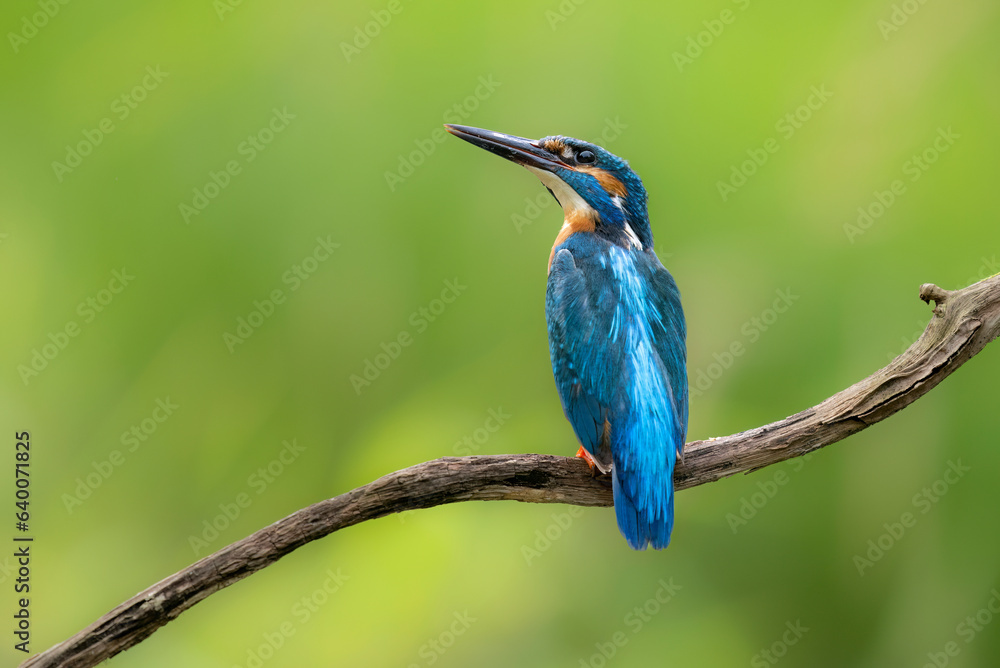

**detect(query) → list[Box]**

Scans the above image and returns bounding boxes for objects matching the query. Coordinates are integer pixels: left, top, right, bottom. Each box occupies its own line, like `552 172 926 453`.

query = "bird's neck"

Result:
548 209 596 271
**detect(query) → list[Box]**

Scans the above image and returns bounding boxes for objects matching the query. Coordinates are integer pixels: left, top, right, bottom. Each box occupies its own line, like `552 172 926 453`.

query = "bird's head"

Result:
445 125 652 251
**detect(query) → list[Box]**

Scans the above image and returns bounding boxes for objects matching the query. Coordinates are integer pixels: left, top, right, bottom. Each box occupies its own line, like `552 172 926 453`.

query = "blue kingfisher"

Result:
446 125 688 549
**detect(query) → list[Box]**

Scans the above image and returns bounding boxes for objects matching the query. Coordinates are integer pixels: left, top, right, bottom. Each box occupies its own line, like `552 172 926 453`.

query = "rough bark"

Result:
23 274 1000 668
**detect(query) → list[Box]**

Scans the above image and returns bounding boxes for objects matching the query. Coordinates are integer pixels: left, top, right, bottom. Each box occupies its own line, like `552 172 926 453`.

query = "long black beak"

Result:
444 125 566 173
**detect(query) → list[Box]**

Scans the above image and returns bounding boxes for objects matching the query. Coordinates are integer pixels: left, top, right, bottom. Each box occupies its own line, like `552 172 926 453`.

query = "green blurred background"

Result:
2 0 999 665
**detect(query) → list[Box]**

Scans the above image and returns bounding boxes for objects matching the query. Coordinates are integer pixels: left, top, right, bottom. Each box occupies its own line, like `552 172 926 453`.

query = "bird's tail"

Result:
612 467 674 550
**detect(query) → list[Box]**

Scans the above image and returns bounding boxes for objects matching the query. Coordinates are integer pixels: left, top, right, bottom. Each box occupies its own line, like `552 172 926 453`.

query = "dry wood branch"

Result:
24 274 1000 668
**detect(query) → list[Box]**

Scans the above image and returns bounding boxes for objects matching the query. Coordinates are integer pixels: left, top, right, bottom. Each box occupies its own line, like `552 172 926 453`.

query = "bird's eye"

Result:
576 150 596 164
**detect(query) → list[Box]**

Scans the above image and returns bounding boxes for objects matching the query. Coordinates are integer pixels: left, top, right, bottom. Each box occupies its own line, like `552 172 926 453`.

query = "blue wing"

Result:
545 242 621 472
642 252 688 453
546 236 687 549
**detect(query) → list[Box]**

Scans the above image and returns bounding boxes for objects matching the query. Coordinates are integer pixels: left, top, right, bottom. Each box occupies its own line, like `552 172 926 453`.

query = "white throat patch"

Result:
526 166 597 218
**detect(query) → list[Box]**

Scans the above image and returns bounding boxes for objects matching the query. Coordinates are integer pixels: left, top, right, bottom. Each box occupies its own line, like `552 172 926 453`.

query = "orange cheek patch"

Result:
578 167 628 198
548 208 596 271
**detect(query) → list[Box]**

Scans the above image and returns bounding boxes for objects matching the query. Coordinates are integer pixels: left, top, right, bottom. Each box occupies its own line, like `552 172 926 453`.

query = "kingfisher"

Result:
445 124 688 550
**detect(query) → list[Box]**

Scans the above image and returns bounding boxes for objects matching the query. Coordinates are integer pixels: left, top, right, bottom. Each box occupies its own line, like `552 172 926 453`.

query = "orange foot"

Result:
575 446 598 473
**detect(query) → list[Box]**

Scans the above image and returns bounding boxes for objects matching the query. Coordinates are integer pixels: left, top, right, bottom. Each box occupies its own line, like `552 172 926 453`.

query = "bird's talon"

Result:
575 446 598 473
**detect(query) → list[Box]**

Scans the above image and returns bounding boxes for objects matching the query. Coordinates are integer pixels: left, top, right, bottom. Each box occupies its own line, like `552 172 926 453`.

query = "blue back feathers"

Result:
547 237 686 549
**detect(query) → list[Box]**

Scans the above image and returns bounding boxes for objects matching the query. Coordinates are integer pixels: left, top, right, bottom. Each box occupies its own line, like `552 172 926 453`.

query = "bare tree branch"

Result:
23 274 1000 668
